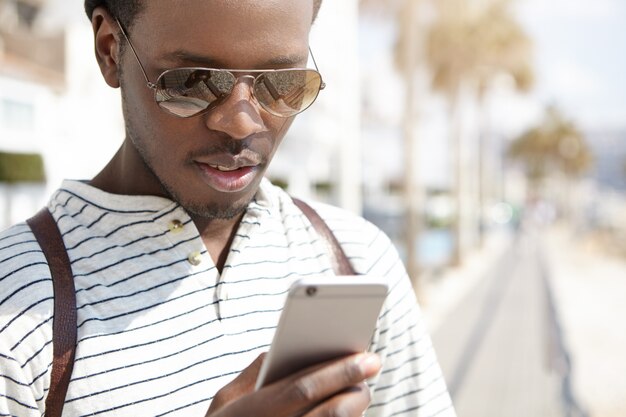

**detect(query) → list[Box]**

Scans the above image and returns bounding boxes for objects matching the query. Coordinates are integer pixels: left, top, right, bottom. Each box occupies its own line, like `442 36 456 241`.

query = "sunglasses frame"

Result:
115 19 326 118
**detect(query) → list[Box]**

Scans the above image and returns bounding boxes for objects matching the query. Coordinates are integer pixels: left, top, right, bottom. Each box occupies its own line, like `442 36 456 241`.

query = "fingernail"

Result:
357 354 381 375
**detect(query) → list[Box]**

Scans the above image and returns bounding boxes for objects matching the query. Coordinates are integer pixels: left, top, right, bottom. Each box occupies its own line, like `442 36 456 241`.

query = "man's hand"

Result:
206 352 381 417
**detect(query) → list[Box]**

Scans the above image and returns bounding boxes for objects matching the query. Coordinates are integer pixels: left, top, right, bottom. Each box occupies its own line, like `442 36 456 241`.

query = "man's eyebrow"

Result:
261 54 308 67
162 50 307 68
162 50 223 67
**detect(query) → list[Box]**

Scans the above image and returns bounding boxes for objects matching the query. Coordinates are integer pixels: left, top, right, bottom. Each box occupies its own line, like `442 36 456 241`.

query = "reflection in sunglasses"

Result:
156 69 321 118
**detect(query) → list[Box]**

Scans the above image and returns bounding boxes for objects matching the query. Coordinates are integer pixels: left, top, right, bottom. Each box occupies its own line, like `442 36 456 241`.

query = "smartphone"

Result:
255 276 389 389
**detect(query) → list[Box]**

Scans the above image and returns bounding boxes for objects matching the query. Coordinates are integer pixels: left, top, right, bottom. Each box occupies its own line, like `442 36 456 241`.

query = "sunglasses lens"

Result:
254 70 323 117
155 69 236 117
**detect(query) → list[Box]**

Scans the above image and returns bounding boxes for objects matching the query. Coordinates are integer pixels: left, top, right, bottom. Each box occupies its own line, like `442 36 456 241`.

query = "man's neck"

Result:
192 212 245 274
90 141 167 198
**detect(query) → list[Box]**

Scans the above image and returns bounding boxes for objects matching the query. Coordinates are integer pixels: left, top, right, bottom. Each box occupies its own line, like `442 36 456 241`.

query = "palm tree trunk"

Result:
401 0 422 290
449 93 463 267
477 93 488 248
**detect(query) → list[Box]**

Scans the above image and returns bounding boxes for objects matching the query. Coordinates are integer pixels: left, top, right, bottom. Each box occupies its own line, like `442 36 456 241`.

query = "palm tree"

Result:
360 0 425 288
360 0 533 273
396 0 424 288
425 0 533 265
471 0 533 246
508 106 593 218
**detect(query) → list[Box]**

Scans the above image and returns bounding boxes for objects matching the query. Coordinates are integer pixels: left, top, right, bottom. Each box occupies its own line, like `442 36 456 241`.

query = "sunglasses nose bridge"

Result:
225 73 264 107
209 73 263 117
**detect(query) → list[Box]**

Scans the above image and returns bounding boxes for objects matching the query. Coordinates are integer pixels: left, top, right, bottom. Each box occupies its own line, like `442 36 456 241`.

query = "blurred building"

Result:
0 0 64 226
587 129 626 193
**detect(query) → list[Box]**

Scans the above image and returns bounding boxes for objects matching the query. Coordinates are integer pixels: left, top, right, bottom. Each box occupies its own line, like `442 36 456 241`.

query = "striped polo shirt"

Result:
0 179 455 417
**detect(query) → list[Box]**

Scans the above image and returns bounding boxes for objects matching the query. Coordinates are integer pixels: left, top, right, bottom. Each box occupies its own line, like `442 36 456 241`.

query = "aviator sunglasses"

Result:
116 20 326 118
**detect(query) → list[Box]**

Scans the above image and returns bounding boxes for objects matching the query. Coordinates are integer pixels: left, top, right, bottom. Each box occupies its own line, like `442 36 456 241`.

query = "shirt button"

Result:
187 251 202 266
169 220 184 233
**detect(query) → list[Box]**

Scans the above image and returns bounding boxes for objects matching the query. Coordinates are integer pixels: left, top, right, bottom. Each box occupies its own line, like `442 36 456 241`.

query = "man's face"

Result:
118 0 314 219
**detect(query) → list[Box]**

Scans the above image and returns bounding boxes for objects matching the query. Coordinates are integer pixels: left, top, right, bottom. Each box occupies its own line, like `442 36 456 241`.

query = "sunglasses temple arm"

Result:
115 19 157 90
308 47 326 90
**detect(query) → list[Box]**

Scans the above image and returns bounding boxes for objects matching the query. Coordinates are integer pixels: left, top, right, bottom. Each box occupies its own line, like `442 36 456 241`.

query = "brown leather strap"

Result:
27 208 76 417
292 198 357 276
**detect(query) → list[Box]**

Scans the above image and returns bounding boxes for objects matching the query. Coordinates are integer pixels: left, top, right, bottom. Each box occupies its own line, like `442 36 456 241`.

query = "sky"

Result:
360 0 626 132
358 0 626 189
515 0 626 132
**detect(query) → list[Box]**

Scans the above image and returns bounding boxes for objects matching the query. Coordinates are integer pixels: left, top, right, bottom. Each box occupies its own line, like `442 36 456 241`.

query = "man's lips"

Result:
194 151 262 170
194 156 261 193
205 163 244 172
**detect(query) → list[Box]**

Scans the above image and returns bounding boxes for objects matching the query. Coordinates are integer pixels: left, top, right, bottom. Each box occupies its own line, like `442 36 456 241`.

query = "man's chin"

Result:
157 175 254 221
181 200 250 221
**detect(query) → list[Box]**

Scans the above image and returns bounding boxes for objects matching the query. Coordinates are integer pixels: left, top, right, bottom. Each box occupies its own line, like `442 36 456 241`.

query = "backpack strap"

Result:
27 208 76 417
292 198 357 276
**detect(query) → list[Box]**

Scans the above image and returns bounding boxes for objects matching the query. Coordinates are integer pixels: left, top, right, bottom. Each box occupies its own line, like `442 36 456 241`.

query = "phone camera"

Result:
306 286 317 297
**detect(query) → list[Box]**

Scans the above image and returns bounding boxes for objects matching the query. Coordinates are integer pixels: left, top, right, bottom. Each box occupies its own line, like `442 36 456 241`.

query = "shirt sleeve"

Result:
0 343 44 417
1 224 51 417
349 223 457 417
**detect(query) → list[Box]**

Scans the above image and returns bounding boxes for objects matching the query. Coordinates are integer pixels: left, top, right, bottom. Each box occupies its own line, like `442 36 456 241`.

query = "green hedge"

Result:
0 152 46 183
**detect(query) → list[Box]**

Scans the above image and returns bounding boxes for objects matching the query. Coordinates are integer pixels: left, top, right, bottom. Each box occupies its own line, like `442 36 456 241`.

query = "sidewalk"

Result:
543 225 626 417
422 230 563 417
417 229 514 332
417 225 626 417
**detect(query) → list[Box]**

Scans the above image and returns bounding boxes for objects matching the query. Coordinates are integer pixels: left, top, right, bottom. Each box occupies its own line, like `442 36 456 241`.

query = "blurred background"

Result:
1 0 625 416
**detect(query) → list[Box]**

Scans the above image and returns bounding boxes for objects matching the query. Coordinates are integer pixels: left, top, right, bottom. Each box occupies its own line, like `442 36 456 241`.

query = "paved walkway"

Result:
543 226 626 417
421 229 598 417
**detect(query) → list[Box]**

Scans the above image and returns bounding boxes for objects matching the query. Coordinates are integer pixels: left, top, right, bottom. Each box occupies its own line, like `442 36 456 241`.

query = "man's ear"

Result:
92 6 122 88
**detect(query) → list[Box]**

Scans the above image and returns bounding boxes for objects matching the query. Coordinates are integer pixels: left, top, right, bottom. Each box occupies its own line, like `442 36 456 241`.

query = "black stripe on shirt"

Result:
222 252 325 270
72 325 276 383
76 253 207 296
0 240 39 258
0 394 38 411
72 234 200 279
0 297 53 335
76 265 215 328
0 228 31 244
76 306 281 362
56 188 162 215
70 221 191 265
0 248 43 267
0 277 51 305
10 316 52 351
67 341 272 403
63 205 181 252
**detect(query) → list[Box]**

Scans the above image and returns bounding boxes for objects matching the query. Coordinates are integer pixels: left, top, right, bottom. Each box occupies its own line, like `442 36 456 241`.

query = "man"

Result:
0 1 456 416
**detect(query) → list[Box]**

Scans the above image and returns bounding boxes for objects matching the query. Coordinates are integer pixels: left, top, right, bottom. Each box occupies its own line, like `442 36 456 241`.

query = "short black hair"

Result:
85 0 323 29
84 0 143 29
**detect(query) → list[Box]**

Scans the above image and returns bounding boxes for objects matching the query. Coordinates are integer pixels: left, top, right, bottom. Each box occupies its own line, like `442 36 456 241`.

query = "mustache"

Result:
186 139 267 164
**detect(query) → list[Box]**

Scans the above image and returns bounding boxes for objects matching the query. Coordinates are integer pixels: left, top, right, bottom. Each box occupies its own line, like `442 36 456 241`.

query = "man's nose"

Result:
203 78 265 140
